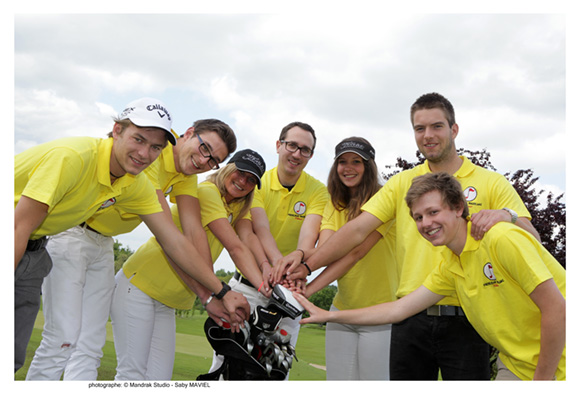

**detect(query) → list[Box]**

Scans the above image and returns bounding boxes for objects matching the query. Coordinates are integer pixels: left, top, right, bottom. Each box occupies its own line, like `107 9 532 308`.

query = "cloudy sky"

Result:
10 6 573 273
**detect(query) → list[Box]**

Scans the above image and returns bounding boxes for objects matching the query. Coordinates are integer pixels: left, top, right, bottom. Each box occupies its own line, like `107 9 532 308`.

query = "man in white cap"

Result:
15 98 249 375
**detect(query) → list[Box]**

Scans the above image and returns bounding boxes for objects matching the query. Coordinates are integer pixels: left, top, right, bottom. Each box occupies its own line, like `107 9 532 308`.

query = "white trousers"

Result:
208 278 300 380
110 269 176 380
26 226 115 380
325 304 392 380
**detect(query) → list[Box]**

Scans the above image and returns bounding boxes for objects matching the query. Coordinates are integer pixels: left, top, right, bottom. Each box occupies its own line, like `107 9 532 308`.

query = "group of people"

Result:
14 92 565 382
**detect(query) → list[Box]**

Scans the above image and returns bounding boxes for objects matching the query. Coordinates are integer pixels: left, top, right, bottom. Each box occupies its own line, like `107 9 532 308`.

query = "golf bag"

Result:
197 284 304 380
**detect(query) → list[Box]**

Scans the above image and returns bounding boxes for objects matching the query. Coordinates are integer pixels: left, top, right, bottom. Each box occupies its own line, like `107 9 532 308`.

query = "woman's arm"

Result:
208 217 269 297
236 218 272 296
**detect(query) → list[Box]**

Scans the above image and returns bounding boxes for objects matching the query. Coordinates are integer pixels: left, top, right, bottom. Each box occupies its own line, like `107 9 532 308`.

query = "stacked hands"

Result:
206 251 311 334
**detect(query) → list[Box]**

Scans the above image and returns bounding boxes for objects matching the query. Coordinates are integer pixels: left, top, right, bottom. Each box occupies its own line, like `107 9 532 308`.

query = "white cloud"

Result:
12 11 570 258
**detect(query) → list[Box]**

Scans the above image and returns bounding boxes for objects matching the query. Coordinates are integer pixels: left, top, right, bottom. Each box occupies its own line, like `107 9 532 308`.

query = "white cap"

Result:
118 97 178 145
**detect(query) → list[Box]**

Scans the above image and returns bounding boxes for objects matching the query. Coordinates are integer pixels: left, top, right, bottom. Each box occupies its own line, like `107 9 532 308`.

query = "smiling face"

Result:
412 108 458 164
110 122 167 177
276 126 315 185
174 128 229 175
336 152 365 191
224 169 259 202
410 190 466 253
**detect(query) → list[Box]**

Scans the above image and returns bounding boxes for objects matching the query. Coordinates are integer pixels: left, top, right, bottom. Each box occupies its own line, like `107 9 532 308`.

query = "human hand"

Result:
293 293 330 324
271 250 305 284
259 263 273 297
285 263 309 282
204 298 230 327
470 209 511 240
221 290 250 332
279 277 307 293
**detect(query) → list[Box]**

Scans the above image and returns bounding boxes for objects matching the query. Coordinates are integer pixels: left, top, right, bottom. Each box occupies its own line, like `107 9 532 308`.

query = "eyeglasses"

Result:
280 140 313 158
196 133 220 170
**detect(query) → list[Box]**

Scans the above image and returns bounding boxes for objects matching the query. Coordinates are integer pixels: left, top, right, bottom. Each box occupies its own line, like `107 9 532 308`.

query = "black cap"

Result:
228 149 266 189
334 139 375 161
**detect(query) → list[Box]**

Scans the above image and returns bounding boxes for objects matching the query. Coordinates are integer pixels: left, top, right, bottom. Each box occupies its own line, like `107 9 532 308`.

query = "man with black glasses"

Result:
25 117 242 380
209 122 328 379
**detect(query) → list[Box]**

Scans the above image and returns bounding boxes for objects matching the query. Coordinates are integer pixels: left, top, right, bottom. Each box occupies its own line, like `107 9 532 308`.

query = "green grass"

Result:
15 311 326 381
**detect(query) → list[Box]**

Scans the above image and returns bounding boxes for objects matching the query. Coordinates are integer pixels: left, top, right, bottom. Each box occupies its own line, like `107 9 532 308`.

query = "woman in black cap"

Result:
110 149 270 380
301 137 398 380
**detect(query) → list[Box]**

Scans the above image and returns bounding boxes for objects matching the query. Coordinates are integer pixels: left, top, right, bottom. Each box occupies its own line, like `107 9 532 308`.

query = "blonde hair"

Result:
206 163 254 227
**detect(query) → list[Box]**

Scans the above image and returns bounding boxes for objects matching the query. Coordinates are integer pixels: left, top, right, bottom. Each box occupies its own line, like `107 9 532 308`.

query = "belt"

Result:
233 271 254 288
426 305 465 317
26 237 48 251
80 222 102 235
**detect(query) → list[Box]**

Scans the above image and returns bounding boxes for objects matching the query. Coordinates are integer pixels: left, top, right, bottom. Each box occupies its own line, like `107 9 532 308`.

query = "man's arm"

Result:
250 207 284 264
296 285 443 325
236 218 272 295
471 211 541 241
170 194 214 301
528 278 566 380
280 211 383 281
301 230 383 296
141 211 250 324
14 196 49 268
270 213 322 284
165 194 220 316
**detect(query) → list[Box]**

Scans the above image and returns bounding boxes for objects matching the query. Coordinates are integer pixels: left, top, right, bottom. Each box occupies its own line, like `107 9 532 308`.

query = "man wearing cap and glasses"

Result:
278 93 541 380
16 98 249 378
213 122 327 378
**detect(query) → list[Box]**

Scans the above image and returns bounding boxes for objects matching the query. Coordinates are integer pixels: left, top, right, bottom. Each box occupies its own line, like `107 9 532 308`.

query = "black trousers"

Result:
390 310 491 380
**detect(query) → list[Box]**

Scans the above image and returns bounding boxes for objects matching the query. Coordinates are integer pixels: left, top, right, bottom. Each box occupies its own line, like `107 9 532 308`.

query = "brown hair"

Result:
327 137 381 221
410 92 456 128
279 121 317 151
405 172 469 219
193 119 237 157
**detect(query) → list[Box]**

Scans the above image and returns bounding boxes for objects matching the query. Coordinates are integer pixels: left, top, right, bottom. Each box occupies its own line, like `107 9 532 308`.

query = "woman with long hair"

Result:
306 137 398 380
110 149 270 380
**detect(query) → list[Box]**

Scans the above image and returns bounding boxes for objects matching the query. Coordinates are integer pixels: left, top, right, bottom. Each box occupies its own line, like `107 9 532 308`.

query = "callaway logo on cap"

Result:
119 97 179 145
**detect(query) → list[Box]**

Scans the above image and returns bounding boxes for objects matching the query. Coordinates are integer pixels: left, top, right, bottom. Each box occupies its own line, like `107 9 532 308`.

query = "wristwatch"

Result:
502 208 518 224
212 281 231 300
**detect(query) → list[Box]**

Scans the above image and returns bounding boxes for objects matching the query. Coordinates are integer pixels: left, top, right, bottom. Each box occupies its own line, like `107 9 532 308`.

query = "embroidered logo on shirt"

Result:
483 262 504 287
483 262 496 280
293 201 307 215
464 186 477 202
165 185 173 196
98 197 117 210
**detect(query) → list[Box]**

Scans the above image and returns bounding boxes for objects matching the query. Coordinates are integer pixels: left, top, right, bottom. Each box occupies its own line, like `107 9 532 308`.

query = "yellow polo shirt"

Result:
252 167 328 255
86 143 198 236
14 137 161 240
362 157 531 305
320 201 397 310
122 182 250 310
423 222 566 380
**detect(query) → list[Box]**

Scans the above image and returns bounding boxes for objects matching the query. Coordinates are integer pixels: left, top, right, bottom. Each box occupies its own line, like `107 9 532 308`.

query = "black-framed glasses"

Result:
280 140 313 158
196 133 220 170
